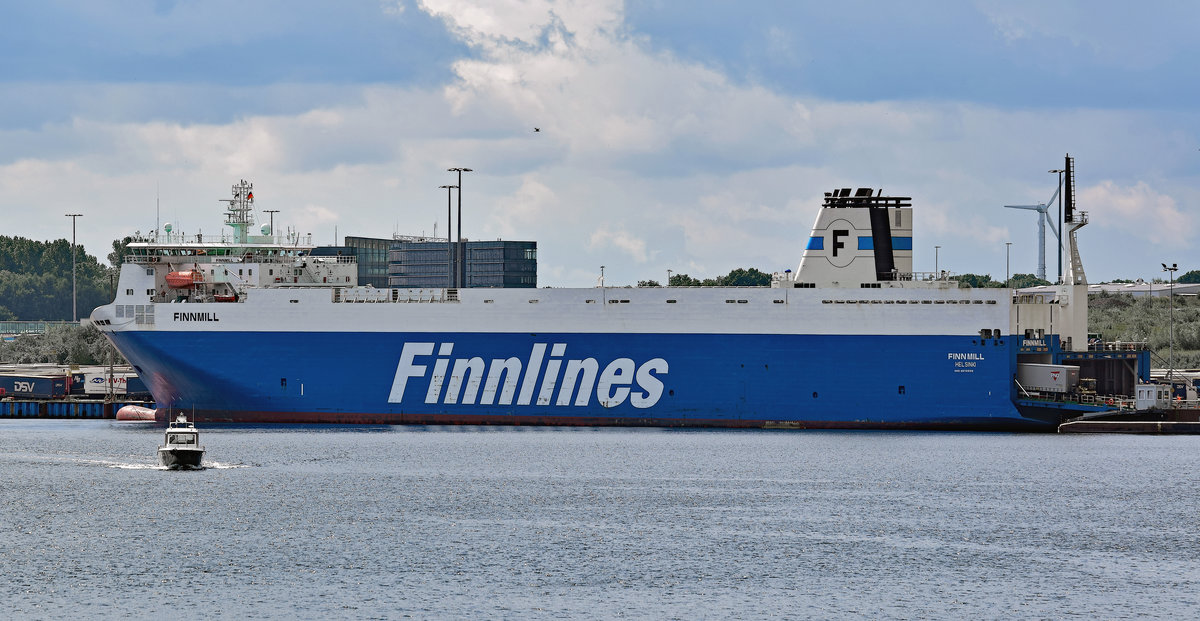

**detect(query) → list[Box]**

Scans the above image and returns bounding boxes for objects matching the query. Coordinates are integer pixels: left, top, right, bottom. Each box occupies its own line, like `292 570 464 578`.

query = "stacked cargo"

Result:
0 365 151 400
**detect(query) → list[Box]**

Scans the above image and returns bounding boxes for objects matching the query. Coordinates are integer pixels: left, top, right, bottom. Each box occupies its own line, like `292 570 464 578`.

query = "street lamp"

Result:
65 213 82 322
448 167 473 287
439 185 457 289
934 245 941 278
667 269 672 287
1005 242 1012 288
1049 168 1065 283
1163 262 1178 380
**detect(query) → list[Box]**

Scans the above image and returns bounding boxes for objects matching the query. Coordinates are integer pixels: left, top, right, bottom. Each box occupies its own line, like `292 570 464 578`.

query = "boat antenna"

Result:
156 182 160 242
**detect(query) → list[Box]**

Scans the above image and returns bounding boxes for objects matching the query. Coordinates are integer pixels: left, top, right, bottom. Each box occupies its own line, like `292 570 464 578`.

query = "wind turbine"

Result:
1004 179 1063 282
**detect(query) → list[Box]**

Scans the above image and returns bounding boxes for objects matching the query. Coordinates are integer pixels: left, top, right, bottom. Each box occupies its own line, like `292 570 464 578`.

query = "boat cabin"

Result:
164 428 200 446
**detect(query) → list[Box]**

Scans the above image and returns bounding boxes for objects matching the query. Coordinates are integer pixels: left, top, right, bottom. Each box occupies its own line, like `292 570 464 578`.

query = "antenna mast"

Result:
218 179 256 243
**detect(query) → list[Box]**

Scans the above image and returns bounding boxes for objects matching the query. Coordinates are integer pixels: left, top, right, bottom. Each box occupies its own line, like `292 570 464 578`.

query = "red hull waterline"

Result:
156 408 1053 432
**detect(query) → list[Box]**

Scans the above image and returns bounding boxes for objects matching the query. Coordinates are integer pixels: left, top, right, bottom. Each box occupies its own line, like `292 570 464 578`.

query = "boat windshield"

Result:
167 433 197 445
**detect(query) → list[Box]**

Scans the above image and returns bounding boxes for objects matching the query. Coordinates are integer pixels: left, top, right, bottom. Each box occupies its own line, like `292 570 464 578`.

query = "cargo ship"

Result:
88 158 1151 429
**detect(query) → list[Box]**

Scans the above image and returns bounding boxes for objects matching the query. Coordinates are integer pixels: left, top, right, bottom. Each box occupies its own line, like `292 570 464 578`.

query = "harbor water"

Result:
2 420 1198 619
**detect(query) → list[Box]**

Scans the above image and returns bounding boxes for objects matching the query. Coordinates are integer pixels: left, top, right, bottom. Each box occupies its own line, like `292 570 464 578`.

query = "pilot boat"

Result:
158 414 205 469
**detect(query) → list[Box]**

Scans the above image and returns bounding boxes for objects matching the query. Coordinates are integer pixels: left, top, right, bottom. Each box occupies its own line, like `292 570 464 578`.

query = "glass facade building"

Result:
342 236 392 288
388 240 537 288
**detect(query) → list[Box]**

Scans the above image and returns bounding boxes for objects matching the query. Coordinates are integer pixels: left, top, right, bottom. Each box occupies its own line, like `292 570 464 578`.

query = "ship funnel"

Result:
794 189 914 287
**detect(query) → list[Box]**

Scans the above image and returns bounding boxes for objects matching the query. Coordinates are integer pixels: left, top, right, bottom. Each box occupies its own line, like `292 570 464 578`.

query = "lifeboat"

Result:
165 270 202 288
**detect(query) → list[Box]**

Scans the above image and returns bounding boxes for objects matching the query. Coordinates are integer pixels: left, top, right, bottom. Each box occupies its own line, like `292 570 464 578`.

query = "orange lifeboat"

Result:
165 270 202 288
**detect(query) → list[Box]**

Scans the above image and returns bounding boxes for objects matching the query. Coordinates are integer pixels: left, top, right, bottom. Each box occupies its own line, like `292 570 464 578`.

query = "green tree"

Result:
0 324 125 365
669 273 704 287
1009 273 1052 289
108 236 134 269
956 273 1003 288
1178 270 1200 284
637 279 662 287
0 236 113 320
716 268 772 287
667 268 772 287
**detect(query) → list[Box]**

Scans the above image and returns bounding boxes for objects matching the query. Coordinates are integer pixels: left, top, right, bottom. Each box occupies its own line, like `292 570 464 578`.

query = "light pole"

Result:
666 269 672 287
439 185 457 289
1049 168 1065 283
1163 262 1178 380
448 167 473 287
65 213 82 322
1005 242 1012 288
264 209 279 239
934 245 941 278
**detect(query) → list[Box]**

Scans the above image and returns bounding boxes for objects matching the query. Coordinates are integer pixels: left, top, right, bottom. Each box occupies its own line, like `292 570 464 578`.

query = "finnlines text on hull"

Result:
389 342 669 409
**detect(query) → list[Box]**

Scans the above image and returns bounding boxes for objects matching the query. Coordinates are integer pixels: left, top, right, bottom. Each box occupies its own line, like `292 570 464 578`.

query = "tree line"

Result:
0 235 132 321
0 323 124 365
638 268 774 288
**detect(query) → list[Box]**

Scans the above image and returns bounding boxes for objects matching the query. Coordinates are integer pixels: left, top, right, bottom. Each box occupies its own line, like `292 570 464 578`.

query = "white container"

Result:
1017 363 1079 393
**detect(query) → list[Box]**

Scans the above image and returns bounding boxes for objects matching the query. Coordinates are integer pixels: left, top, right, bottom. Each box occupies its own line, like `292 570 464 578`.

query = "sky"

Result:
1 0 1198 287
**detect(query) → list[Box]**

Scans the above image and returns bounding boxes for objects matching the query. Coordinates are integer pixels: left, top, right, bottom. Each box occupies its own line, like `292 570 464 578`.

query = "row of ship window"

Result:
822 299 996 305
467 298 996 305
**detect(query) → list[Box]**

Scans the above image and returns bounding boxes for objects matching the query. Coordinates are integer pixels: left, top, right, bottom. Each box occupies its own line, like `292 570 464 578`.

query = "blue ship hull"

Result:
110 330 1052 430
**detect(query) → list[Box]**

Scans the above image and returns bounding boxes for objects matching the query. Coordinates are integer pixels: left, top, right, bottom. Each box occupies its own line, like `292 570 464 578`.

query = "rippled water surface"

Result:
2 420 1199 619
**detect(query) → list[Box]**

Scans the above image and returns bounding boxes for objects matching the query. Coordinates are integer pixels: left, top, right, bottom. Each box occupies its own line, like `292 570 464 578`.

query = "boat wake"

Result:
103 460 249 470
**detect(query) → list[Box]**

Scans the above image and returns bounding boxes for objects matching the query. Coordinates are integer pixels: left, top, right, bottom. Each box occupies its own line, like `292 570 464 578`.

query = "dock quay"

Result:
0 399 155 419
1059 409 1200 434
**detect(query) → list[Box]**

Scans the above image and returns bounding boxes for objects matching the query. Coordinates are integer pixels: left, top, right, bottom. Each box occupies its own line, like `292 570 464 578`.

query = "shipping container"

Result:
83 371 137 396
1016 363 1080 394
0 374 67 399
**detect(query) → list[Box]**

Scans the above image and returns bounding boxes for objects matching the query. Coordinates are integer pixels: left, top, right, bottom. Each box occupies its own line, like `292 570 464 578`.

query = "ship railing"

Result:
1076 394 1137 410
332 287 449 303
310 255 358 264
1087 340 1148 352
125 254 303 265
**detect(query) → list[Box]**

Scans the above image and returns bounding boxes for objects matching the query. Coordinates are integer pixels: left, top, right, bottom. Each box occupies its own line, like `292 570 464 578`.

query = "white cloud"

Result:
589 228 648 263
486 176 558 239
2 1 1198 288
1081 180 1192 247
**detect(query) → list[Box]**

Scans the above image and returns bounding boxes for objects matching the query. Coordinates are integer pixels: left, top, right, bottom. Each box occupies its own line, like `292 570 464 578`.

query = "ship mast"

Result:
219 179 256 244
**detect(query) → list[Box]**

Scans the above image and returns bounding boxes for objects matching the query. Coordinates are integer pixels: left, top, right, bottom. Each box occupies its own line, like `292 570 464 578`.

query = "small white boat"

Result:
158 414 205 469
